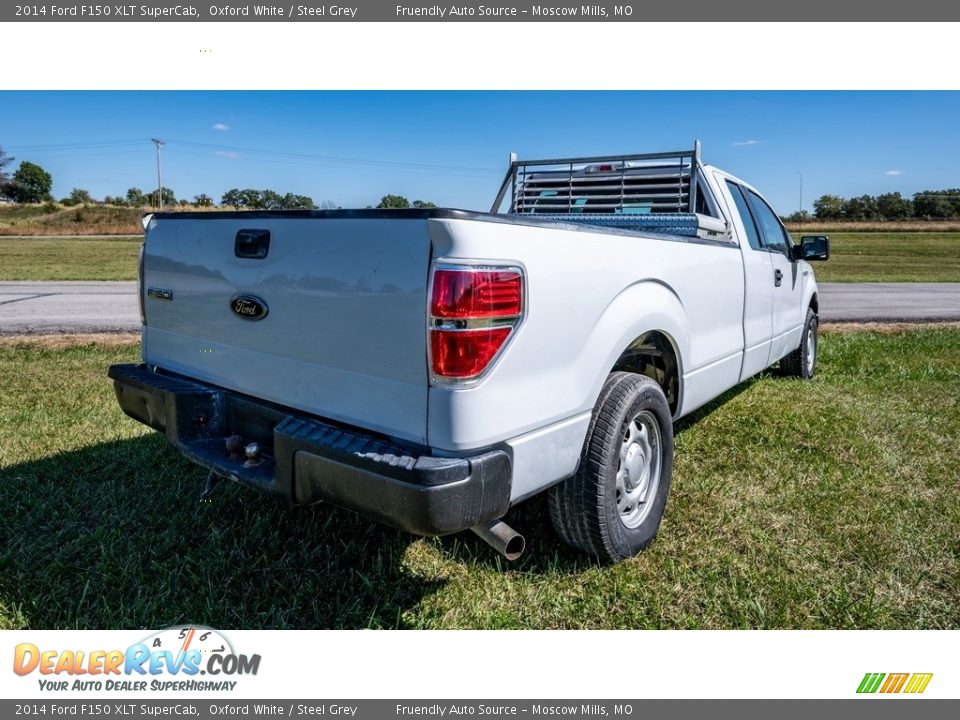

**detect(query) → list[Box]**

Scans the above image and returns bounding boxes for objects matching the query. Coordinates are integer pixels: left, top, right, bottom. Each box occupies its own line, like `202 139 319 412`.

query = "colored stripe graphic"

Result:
857 673 885 693
857 672 932 694
881 673 909 693
904 673 934 694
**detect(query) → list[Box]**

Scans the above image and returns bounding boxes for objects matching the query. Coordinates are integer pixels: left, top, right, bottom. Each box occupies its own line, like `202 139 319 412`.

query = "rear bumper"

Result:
107 363 511 536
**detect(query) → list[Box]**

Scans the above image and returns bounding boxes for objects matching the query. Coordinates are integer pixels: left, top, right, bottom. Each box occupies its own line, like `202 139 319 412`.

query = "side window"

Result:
725 180 763 251
745 189 789 254
694 179 717 217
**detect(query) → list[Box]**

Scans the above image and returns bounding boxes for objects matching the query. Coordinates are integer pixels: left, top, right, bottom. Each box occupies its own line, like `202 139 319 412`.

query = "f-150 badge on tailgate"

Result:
230 294 268 321
147 287 173 301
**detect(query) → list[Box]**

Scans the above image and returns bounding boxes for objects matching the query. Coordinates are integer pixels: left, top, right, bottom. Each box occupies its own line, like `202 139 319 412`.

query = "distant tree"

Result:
66 188 94 206
876 192 912 220
239 188 263 208
0 146 14 197
376 194 410 209
783 210 811 223
319 200 339 210
813 194 845 220
193 193 214 207
913 191 954 219
843 195 880 221
222 187 317 210
126 187 147 206
279 192 316 209
257 189 282 209
221 188 243 207
943 188 960 216
146 187 176 207
6 161 53 204
412 199 438 209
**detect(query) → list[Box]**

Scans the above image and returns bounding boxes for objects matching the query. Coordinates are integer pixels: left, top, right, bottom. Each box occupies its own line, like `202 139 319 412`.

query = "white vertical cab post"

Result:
713 171 775 380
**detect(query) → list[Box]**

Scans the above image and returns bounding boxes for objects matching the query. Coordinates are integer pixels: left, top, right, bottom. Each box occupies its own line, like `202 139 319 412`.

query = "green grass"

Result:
2 232 959 282
0 236 141 281
813 232 960 282
1 329 958 630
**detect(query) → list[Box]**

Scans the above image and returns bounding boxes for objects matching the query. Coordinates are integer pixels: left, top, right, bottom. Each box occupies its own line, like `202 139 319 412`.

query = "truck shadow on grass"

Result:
0 435 445 630
0 379 760 630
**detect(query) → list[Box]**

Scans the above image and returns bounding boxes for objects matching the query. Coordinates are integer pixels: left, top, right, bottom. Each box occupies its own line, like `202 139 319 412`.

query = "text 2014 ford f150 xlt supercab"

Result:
109 143 829 562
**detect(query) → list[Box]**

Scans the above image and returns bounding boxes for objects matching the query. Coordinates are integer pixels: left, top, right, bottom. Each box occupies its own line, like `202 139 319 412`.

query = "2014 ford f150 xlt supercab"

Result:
109 142 829 562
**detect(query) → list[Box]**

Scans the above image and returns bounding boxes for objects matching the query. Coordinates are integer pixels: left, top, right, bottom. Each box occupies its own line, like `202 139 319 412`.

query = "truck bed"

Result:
141 207 742 455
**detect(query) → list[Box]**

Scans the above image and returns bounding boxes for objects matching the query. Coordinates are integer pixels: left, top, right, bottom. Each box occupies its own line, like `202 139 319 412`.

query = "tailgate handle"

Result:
235 229 270 259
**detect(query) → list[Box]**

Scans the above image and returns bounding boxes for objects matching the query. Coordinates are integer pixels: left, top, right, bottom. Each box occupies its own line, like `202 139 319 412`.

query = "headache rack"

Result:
490 141 730 240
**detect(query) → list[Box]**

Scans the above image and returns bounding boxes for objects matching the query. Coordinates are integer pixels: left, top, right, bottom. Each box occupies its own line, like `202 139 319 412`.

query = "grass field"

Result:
1 232 958 283
811 232 960 283
0 236 141 281
1 328 957 630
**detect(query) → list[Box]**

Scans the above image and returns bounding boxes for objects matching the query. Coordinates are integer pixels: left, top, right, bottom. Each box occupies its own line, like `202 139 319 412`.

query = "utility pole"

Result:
151 138 165 209
796 171 804 228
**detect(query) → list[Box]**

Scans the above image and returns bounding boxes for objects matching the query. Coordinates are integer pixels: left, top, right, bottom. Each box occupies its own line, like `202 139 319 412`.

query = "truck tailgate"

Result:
141 214 431 444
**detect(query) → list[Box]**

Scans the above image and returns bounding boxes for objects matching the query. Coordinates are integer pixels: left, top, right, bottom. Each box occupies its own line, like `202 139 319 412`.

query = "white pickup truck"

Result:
109 143 828 563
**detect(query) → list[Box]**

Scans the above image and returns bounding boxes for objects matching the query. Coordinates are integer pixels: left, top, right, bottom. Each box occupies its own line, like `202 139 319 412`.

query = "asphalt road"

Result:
818 283 960 323
1 281 959 334
0 281 139 334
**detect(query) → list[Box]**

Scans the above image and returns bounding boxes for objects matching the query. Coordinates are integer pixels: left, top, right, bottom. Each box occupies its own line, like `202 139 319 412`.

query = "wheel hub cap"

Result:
622 443 648 493
615 409 662 529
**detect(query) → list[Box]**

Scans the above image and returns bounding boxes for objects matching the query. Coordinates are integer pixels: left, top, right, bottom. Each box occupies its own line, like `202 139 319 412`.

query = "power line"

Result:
162 147 497 177
5 136 503 174
4 139 145 151
165 139 501 173
8 149 150 160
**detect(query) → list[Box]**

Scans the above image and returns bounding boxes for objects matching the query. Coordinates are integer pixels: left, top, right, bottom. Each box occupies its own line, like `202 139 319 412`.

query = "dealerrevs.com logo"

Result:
857 673 933 694
13 627 261 692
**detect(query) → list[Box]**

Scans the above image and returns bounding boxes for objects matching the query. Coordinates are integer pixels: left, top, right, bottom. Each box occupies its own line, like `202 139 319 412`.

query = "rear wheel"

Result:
780 307 818 379
548 372 674 562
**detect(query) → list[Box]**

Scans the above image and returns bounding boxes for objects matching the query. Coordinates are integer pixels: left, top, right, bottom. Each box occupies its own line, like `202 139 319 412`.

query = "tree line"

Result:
0 150 435 210
13 146 954 221
789 190 960 222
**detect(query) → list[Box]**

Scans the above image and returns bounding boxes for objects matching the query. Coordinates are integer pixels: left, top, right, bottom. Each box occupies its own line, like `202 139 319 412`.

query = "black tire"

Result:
779 307 818 379
548 372 674 563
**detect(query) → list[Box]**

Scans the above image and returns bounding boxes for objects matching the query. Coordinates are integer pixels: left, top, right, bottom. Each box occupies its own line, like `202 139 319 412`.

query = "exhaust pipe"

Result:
471 519 525 561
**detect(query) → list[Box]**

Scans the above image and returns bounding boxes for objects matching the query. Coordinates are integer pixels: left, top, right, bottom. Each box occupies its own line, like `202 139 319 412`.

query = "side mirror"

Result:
795 235 830 262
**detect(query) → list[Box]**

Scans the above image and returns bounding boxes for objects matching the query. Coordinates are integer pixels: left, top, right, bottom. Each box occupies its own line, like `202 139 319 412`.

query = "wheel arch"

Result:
611 330 683 418
585 280 689 421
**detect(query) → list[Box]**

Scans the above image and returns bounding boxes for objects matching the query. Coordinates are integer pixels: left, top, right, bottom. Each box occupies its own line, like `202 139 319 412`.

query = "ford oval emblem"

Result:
230 294 269 321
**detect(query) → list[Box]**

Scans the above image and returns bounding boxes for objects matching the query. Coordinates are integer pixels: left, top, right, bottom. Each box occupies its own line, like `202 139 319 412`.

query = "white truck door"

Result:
720 178 775 380
743 189 806 363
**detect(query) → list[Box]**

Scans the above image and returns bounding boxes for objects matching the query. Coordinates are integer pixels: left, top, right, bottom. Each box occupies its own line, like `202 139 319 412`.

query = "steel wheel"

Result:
615 409 662 529
549 372 675 561
779 307 818 379
805 325 817 375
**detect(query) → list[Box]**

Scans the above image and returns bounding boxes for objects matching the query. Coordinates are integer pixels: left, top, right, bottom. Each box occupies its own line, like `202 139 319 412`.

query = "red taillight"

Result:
430 269 522 319
430 327 512 379
429 265 524 381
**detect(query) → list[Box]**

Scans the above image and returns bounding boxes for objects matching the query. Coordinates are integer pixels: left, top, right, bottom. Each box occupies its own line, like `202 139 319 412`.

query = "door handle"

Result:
774 268 783 287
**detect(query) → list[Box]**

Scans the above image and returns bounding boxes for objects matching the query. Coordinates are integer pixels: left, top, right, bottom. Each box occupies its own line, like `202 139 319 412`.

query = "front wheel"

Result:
548 372 674 563
779 307 818 379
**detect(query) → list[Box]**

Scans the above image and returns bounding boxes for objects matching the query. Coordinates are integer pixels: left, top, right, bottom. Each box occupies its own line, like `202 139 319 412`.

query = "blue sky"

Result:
2 91 959 214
